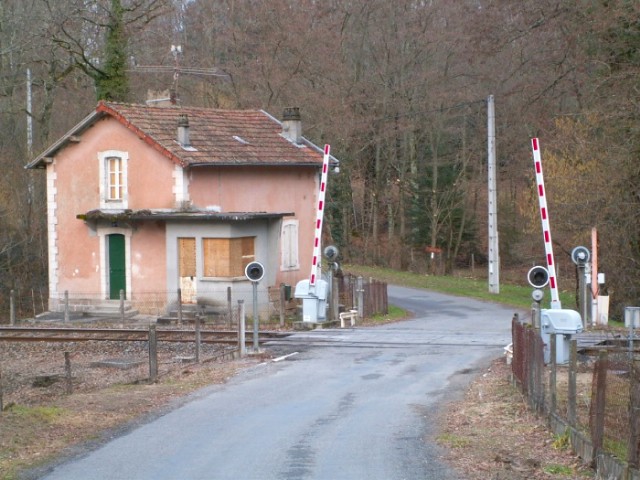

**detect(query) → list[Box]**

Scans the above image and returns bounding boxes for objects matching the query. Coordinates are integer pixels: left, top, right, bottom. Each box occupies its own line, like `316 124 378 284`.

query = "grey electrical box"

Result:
540 309 583 364
294 279 328 323
625 307 640 328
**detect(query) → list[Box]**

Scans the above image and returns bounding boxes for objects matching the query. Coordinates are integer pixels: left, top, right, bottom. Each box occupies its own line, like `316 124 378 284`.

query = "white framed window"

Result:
281 219 299 271
99 150 128 209
107 156 123 200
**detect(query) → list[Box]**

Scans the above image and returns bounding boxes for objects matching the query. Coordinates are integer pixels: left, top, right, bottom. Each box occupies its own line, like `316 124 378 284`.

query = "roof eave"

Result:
77 209 294 222
25 109 104 169
188 161 322 168
25 102 189 170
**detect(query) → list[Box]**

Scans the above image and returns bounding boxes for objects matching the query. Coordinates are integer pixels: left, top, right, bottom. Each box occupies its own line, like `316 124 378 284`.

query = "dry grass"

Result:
1 329 599 480
439 358 595 479
0 338 263 480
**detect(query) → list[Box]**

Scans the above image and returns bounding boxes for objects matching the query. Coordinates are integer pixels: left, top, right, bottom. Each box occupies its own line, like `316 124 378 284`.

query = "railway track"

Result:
0 326 291 345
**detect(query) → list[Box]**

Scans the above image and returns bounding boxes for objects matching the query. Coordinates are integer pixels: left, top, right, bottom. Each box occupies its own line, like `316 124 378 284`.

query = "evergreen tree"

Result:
96 0 130 101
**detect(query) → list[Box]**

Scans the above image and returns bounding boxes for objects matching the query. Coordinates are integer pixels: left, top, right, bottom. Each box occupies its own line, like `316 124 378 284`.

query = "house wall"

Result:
130 221 167 294
188 166 319 288
51 117 175 303
165 218 280 309
46 114 323 314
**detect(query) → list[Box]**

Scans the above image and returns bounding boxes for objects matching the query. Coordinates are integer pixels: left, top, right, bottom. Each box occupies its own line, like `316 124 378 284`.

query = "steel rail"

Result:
0 327 290 344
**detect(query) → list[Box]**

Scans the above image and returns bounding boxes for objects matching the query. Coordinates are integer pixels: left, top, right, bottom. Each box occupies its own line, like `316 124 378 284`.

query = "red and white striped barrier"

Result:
310 144 331 288
531 138 561 308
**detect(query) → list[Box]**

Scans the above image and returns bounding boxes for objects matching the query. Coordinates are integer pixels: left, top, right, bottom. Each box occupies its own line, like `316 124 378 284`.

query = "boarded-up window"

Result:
178 237 196 277
203 237 255 277
281 219 299 270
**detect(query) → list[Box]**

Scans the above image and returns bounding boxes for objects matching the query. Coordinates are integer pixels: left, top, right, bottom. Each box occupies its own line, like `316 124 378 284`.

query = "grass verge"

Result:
344 264 576 310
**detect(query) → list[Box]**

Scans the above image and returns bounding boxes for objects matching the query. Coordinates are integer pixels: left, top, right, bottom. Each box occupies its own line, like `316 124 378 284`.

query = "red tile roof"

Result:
101 102 324 167
27 102 326 169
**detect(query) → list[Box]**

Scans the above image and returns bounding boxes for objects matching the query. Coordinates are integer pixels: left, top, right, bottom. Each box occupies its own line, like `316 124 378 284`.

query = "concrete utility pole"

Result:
487 95 500 294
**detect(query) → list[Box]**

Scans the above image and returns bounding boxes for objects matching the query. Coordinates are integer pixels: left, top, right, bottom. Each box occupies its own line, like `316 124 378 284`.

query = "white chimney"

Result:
282 107 302 144
177 114 190 147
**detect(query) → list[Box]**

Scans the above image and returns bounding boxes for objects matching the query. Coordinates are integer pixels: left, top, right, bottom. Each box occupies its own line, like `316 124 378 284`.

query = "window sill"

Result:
201 276 249 282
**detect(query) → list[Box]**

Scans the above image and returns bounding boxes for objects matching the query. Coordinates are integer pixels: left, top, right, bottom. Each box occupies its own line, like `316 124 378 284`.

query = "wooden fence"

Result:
512 315 640 478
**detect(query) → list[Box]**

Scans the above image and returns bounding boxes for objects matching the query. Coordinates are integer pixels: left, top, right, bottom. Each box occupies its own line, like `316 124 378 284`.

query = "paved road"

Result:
39 285 520 480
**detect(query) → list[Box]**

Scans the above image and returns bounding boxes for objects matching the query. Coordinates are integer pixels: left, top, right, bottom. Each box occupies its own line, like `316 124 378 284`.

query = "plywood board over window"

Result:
178 238 196 277
203 237 255 277
178 237 197 303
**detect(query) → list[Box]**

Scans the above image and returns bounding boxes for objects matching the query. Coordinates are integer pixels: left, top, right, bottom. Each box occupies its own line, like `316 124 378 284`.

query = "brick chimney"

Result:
177 114 190 148
282 107 302 144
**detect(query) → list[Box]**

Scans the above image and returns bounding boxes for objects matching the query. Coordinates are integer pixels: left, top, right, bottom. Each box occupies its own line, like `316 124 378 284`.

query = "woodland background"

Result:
0 0 638 316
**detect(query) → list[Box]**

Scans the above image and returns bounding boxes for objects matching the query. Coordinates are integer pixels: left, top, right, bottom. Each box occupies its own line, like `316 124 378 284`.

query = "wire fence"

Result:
1 275 388 326
512 315 640 477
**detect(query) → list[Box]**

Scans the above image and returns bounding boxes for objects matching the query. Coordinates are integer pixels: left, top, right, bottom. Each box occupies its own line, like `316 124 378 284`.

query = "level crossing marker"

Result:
531 138 561 309
309 144 331 289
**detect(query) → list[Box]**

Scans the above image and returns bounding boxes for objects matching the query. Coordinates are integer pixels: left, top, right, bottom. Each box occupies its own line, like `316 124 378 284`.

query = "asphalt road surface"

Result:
39 285 520 480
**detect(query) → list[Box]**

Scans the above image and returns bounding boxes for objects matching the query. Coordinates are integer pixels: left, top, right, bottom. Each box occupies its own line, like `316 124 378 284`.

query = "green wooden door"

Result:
108 234 126 299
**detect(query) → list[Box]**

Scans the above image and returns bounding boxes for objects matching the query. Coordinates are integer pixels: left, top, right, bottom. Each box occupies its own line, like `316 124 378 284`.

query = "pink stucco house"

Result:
26 102 335 315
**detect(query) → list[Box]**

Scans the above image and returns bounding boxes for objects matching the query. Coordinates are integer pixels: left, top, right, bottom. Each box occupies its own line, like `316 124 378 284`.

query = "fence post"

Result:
64 290 69 323
64 352 73 395
148 325 158 383
629 358 640 467
0 366 3 412
119 289 125 324
532 301 541 332
227 286 232 328
177 288 183 326
526 329 534 407
534 334 545 412
549 334 557 415
9 290 15 325
568 339 578 427
331 277 340 322
252 282 259 352
357 276 364 321
279 283 286 327
238 300 246 357
627 359 640 468
195 313 201 363
590 350 608 467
